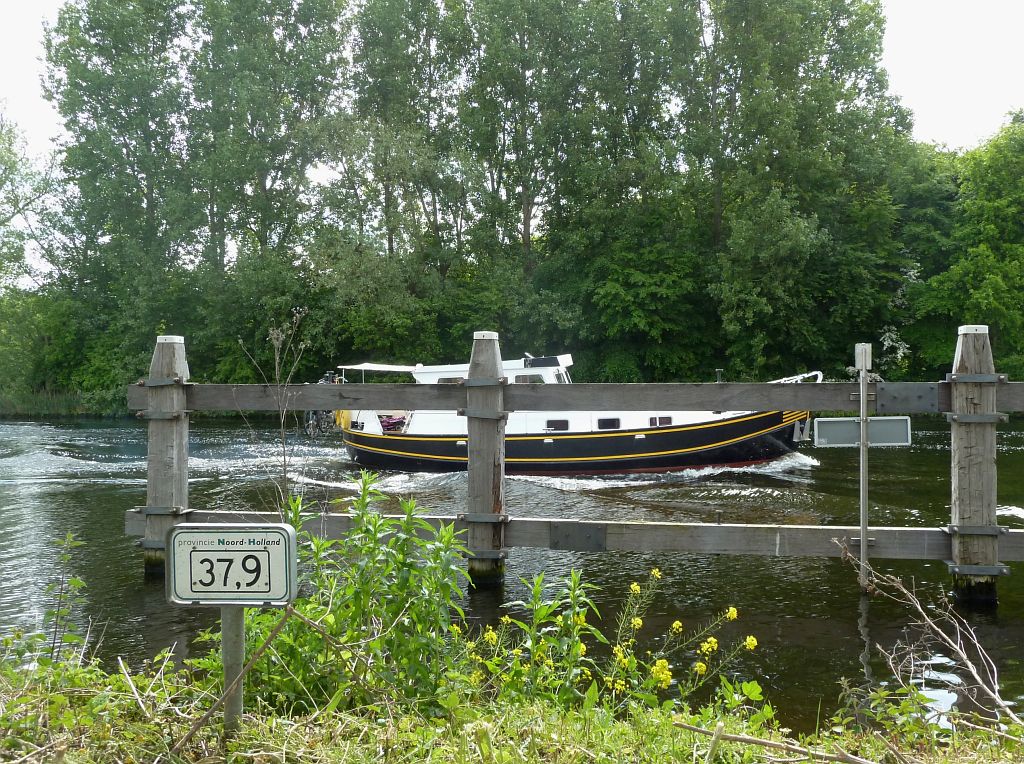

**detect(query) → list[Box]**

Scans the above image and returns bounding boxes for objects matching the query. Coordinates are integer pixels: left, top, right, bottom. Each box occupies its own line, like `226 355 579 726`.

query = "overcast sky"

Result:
1 0 1022 160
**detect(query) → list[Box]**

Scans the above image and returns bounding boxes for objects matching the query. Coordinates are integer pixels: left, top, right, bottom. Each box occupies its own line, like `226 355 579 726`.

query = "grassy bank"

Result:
1 659 1020 763
0 388 90 417
3 477 1021 763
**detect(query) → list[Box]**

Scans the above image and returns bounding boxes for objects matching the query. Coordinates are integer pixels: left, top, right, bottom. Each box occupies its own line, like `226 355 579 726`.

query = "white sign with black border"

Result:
813 416 912 448
166 523 298 607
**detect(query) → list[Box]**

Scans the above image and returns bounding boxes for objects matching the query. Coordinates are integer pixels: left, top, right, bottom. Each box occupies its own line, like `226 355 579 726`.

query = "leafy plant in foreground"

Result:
454 567 773 727
191 471 469 714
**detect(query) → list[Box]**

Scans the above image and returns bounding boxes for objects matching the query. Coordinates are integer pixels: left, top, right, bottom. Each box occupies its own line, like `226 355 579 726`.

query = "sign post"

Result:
812 345 914 592
166 523 297 735
856 343 871 590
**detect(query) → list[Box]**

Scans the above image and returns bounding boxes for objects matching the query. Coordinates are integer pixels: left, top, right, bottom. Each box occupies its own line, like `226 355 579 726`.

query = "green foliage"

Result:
44 533 89 666
833 679 950 750
13 0 1024 405
0 116 43 283
449 567 770 726
2 497 1023 761
190 472 469 714
908 118 1024 378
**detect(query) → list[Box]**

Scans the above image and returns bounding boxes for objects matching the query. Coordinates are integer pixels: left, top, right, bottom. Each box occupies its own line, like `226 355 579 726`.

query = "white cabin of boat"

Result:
337 354 771 437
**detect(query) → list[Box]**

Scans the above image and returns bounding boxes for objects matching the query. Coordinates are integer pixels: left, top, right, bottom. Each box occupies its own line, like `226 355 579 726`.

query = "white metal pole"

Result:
855 343 871 590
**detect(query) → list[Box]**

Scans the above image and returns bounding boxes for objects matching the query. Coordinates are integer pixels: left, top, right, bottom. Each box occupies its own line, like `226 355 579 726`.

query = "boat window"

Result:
555 371 569 384
649 416 672 427
438 377 464 384
597 418 620 430
514 374 545 384
545 419 569 431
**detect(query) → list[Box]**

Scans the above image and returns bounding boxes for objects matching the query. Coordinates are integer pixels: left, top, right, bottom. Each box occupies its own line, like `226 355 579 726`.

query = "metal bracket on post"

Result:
462 377 506 387
946 373 1008 384
944 525 1007 537
465 549 508 560
458 408 508 420
945 413 1008 424
136 505 193 516
945 561 1010 577
458 513 509 560
458 513 509 525
134 506 194 549
137 377 193 388
137 410 191 420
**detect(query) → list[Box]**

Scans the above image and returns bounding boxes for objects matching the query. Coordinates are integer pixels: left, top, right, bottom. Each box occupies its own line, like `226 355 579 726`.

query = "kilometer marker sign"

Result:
166 523 298 607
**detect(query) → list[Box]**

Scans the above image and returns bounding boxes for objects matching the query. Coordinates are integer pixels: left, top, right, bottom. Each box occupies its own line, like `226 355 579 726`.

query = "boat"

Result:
336 354 820 476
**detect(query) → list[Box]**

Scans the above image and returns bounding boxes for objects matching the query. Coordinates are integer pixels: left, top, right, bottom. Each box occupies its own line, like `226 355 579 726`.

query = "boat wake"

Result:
513 451 819 492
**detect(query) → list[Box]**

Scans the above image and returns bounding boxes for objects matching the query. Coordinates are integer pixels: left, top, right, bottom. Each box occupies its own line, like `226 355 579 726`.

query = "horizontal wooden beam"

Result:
126 380 1024 414
125 509 1024 562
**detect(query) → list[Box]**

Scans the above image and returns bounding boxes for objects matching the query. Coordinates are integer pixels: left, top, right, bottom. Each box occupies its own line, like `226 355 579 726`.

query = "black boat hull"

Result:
342 410 810 476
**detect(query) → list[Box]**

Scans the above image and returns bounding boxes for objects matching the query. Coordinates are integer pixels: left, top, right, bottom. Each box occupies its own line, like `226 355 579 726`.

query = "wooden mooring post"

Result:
462 331 507 585
948 325 1009 606
140 336 191 576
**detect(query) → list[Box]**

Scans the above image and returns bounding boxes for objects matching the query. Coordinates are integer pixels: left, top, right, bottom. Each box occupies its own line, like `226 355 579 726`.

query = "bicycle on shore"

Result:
304 371 338 437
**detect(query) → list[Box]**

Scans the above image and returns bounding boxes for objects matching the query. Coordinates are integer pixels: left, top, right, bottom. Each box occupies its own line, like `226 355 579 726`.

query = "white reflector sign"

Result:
813 416 912 448
166 523 298 607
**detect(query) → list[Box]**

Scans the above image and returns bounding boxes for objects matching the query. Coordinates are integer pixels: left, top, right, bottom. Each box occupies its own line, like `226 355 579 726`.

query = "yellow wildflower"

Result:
470 670 484 684
500 615 512 625
693 661 707 676
449 623 462 636
726 606 738 621
670 620 683 634
578 641 587 656
650 567 662 580
574 612 587 627
630 581 642 595
699 637 718 655
744 635 758 651
511 648 522 658
613 644 629 668
630 617 643 630
651 658 672 690
483 626 498 646
614 679 626 692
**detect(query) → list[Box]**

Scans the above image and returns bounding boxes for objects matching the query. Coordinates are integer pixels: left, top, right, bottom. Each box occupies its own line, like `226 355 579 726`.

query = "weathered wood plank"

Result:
127 382 468 411
465 332 506 582
123 381 961 414
143 336 190 572
124 509 1024 562
950 326 1000 603
125 379 1024 414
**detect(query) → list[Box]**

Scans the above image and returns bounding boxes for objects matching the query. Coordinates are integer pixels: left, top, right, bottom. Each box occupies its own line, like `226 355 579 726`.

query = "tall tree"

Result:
0 116 56 395
910 116 1024 378
184 0 349 377
668 0 913 377
0 115 48 283
44 0 199 390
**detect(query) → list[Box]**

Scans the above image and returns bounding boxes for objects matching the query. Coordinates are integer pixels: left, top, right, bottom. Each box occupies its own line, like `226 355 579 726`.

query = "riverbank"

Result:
1 659 1020 764
0 388 90 417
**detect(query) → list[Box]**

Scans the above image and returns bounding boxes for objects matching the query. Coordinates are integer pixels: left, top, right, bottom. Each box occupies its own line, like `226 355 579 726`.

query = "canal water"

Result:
1 417 1022 730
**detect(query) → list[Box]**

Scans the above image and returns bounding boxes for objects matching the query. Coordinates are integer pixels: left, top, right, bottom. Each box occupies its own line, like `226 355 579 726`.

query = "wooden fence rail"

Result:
123 510 1024 567
125 326 1020 604
126 379 1024 415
